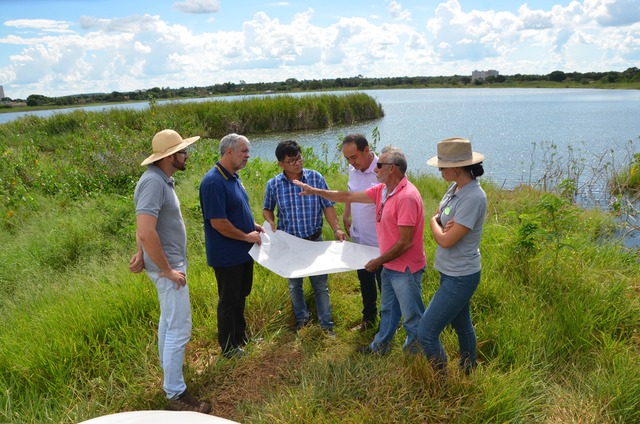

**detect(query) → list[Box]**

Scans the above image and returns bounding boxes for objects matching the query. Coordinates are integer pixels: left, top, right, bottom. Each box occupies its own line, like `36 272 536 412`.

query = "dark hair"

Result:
275 139 301 161
464 163 484 179
342 134 369 151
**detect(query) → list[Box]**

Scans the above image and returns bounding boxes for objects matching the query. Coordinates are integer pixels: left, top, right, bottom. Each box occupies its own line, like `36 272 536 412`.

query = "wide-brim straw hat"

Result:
427 137 484 168
141 129 200 166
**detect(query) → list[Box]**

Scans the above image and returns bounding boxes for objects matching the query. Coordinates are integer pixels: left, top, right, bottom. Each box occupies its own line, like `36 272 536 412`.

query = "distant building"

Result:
471 70 499 82
0 85 5 99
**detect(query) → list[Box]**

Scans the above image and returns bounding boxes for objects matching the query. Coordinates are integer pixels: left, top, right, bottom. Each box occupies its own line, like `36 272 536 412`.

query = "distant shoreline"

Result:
1 81 638 115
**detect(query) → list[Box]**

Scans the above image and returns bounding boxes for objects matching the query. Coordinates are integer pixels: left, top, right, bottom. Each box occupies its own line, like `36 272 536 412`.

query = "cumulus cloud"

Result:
1 0 639 99
591 0 640 26
173 0 220 14
388 1 412 21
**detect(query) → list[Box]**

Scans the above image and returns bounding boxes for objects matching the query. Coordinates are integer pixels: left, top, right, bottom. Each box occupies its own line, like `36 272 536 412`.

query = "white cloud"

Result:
1 0 639 99
4 19 73 33
388 1 412 21
173 0 220 14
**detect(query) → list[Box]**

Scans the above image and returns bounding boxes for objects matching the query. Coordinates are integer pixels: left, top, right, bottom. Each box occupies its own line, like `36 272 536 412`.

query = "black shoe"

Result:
222 347 247 359
356 345 374 354
167 390 212 414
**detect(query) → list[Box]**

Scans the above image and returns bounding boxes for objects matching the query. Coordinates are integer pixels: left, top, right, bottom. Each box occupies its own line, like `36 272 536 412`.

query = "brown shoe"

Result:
350 320 375 332
167 390 212 414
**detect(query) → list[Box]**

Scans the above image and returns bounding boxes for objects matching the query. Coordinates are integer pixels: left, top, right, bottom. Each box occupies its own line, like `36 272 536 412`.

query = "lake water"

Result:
2 88 639 245
2 88 639 192
249 88 640 194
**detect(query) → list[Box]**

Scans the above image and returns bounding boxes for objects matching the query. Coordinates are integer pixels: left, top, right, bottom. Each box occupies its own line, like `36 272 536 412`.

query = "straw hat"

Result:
141 129 200 166
427 137 484 168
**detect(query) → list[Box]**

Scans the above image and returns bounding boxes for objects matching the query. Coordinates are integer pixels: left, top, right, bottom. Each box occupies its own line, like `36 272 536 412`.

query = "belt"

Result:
303 229 323 241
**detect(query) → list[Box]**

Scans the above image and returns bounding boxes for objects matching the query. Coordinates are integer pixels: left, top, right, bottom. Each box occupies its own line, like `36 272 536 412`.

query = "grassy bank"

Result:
0 99 638 423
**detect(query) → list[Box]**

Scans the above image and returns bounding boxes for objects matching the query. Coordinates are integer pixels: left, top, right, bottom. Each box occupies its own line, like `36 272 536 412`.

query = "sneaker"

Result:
295 319 310 332
322 328 336 338
357 344 388 355
167 390 212 414
222 347 247 359
356 345 375 355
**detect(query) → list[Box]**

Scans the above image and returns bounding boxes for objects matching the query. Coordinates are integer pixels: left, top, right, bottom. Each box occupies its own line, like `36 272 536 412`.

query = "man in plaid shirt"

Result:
263 140 347 336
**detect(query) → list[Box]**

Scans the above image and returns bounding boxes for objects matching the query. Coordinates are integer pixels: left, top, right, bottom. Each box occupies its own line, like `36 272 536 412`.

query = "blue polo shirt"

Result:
200 162 255 268
263 169 334 238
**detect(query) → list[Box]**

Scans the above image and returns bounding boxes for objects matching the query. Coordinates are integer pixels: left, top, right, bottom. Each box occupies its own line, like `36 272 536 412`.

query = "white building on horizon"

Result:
0 85 5 99
471 70 499 82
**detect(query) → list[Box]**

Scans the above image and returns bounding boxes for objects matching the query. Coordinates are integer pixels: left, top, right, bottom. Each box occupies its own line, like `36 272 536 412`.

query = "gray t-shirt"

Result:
134 165 187 273
434 179 486 276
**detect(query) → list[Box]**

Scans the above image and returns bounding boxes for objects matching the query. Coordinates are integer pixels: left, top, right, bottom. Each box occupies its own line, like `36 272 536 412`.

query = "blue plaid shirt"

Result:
263 169 335 238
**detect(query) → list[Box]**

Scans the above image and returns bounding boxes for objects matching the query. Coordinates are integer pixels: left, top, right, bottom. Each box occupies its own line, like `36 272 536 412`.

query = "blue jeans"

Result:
146 263 192 399
418 271 481 373
370 266 425 353
288 273 333 329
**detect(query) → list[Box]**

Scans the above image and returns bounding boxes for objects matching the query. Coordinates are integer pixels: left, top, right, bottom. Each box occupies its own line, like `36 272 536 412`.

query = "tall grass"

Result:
0 100 638 423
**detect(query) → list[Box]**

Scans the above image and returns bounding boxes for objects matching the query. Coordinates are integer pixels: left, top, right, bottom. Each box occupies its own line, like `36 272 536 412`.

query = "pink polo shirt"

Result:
365 177 426 273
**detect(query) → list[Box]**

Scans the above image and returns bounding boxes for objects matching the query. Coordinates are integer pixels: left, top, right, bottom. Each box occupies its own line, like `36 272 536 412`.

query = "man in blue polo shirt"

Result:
199 133 264 359
262 139 346 336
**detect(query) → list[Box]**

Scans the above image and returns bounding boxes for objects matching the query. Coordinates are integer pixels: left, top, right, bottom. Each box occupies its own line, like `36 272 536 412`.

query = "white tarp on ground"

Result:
249 222 380 278
79 410 238 424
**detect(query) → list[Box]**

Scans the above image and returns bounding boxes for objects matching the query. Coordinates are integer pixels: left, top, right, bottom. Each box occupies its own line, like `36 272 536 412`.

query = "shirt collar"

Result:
214 161 238 181
148 164 174 187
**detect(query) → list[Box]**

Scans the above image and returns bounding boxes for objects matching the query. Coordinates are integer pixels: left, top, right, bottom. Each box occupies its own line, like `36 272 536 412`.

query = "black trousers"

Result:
213 260 254 354
357 267 382 323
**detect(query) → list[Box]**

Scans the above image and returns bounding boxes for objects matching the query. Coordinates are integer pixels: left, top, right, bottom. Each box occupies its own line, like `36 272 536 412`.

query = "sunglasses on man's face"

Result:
376 162 396 169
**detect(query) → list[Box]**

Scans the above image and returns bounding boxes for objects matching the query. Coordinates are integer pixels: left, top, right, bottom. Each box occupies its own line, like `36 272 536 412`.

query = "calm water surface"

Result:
250 88 640 192
2 88 638 244
3 88 639 190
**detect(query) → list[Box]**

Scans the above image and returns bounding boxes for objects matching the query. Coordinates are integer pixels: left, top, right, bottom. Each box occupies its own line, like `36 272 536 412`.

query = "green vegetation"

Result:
2 67 639 108
611 153 640 193
0 97 638 423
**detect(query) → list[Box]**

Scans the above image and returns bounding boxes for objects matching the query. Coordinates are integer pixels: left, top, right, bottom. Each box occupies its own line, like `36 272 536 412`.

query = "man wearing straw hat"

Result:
129 129 211 413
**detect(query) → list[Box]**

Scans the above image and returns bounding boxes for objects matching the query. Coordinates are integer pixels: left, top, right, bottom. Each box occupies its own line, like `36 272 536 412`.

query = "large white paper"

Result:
249 222 380 278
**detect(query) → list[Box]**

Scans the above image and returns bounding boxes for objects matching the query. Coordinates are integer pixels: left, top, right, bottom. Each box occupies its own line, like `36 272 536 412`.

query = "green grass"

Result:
0 96 639 423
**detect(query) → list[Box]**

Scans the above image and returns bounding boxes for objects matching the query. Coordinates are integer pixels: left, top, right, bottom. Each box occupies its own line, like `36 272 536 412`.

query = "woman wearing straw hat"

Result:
418 137 486 378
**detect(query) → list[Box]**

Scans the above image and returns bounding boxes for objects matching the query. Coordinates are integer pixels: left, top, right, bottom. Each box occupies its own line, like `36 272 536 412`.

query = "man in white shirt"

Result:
341 134 382 331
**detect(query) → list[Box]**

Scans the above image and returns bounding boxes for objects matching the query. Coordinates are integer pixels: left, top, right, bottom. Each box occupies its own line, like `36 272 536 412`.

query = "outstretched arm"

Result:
292 180 372 204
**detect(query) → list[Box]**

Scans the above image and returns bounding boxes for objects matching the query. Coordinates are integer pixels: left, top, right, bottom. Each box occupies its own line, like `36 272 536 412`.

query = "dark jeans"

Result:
213 260 254 354
357 268 382 323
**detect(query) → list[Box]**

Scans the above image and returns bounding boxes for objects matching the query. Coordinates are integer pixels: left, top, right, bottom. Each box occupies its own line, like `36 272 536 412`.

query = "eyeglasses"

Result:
376 162 396 169
377 202 385 222
175 150 188 156
283 155 303 165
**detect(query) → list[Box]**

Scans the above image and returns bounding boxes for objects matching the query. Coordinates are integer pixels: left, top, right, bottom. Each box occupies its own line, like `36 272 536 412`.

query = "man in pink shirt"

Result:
294 146 426 354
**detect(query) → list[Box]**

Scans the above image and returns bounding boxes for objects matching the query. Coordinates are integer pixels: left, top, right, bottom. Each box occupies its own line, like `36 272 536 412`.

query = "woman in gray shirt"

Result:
418 137 487 378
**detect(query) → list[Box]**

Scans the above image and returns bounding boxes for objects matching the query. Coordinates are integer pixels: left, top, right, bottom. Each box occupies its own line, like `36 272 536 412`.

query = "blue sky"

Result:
0 0 638 99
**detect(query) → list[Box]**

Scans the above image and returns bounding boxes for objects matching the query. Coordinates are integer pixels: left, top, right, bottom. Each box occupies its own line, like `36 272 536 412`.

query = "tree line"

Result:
12 67 640 107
